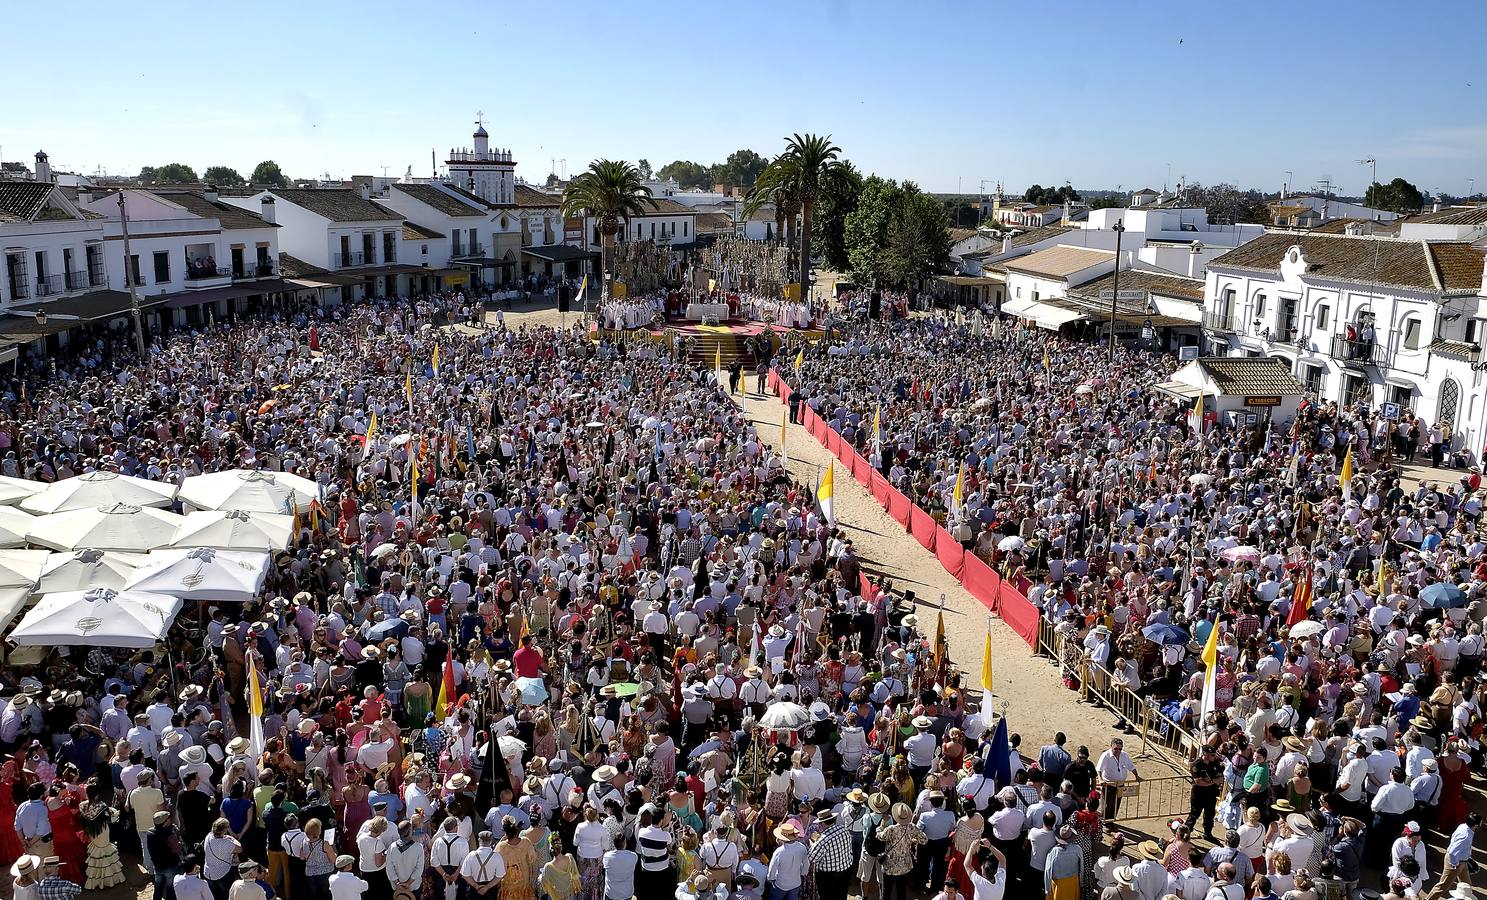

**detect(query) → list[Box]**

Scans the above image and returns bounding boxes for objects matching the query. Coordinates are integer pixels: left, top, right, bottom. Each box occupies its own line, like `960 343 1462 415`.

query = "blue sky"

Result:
7 0 1484 197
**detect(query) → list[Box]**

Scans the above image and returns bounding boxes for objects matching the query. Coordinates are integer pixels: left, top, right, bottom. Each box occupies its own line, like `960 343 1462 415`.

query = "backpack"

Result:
863 814 887 857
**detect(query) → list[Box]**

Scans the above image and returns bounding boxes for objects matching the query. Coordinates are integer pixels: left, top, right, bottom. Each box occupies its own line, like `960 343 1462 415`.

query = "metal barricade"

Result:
1104 773 1194 824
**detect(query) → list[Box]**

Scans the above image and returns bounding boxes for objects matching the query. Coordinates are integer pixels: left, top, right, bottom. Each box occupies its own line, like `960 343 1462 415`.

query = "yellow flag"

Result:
932 610 945 673
1043 347 1051 373
247 660 265 755
980 618 994 693
816 463 835 525
794 349 803 374
405 370 413 408
1200 613 1221 716
366 411 377 448
953 461 966 512
1377 559 1392 597
432 344 440 377
1340 445 1354 498
872 405 881 447
715 342 722 375
410 454 419 506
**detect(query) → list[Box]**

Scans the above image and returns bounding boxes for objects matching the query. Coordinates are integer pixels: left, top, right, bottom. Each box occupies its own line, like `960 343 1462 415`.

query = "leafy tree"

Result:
1023 184 1044 204
635 159 653 180
140 163 198 184
1022 183 1080 205
774 134 848 293
809 161 862 272
657 160 710 190
843 175 906 285
250 160 288 188
722 149 767 189
882 188 952 289
1089 195 1126 210
1186 182 1269 224
1364 177 1425 214
202 166 245 187
1 161 30 178
560 160 652 281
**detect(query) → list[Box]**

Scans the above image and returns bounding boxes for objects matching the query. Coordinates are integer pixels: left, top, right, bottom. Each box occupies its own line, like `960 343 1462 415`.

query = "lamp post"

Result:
1107 220 1125 361
117 191 146 355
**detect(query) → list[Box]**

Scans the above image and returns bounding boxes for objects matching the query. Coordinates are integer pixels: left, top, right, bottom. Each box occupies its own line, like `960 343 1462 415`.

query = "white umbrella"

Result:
1188 473 1214 486
0 476 44 507
177 470 316 514
8 587 182 648
997 536 1026 552
26 502 186 552
170 510 293 551
20 471 177 514
0 506 37 548
0 586 35 635
1287 620 1325 638
758 701 811 731
0 549 48 588
124 547 270 601
1220 545 1261 564
370 543 399 560
38 549 146 593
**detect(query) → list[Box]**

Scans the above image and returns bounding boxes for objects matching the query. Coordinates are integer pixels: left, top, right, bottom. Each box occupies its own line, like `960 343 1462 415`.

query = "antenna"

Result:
1357 157 1377 199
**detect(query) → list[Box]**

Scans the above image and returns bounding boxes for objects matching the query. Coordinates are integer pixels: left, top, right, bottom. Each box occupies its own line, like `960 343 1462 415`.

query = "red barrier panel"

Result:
871 470 892 506
935 527 966 580
960 554 1001 614
886 488 912 528
826 429 842 458
909 506 938 551
851 449 874 485
997 581 1041 646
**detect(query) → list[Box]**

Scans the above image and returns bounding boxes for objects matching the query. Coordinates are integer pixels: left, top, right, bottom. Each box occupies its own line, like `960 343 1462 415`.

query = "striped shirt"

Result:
637 825 672 872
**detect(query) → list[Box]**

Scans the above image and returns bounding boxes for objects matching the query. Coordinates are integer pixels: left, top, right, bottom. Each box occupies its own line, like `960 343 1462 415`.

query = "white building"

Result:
579 198 698 250
1001 245 1118 329
1267 195 1398 228
446 121 515 207
1203 231 1487 461
374 182 489 291
1 163 107 309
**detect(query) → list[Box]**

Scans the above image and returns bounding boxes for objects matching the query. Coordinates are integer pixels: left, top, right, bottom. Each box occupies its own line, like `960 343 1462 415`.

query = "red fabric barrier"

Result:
886 488 912 528
871 470 892 506
935 528 966 580
997 581 1041 646
960 554 1001 614
859 573 882 606
826 429 842 458
851 449 874 485
811 412 828 443
909 507 938 551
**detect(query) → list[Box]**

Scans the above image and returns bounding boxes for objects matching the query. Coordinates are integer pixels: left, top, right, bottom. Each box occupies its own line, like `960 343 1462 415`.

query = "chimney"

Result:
260 194 276 224
77 185 93 206
34 150 52 183
359 181 371 201
1001 236 1012 253
1432 196 1441 213
204 184 219 204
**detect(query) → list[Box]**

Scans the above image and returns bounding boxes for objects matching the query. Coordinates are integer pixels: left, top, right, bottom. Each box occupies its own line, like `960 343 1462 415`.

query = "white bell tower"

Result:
447 112 515 205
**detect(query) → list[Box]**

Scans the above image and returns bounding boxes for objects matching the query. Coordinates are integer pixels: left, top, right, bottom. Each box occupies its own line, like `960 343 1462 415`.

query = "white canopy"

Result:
0 506 37 548
38 549 147 593
177 469 319 514
20 471 177 514
25 502 186 552
0 587 35 635
0 476 45 507
0 549 48 589
9 587 182 648
170 510 293 551
124 547 270 601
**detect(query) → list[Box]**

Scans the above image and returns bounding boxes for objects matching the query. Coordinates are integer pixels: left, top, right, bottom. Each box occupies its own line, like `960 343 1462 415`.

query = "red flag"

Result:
1286 567 1314 629
436 644 456 718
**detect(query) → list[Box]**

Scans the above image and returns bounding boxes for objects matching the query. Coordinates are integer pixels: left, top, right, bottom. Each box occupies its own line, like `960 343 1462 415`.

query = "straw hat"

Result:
182 746 207 765
297 719 319 735
1113 866 1136 887
912 716 933 729
1282 736 1304 753
593 765 619 782
1136 840 1163 861
846 788 867 804
227 737 250 755
868 792 891 814
9 695 30 709
1272 799 1295 813
10 855 38 878
773 822 801 841
445 773 470 792
1286 814 1314 835
891 802 912 824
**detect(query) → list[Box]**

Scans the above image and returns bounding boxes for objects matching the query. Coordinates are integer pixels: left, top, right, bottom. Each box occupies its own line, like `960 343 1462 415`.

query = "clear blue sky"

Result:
8 0 1484 197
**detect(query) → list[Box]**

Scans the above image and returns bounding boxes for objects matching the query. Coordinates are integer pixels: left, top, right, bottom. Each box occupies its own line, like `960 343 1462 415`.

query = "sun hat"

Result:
444 773 471 792
182 746 207 765
1114 866 1136 887
891 802 912 824
593 765 619 782
10 856 38 878
868 792 891 814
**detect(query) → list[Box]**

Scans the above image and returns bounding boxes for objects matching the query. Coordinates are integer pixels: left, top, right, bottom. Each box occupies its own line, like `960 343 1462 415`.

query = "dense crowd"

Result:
785 314 1484 900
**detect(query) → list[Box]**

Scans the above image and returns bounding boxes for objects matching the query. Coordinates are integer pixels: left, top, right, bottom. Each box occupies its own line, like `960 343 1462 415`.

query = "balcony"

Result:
1202 309 1237 333
34 275 66 297
7 281 30 301
232 261 276 280
334 252 367 268
88 265 106 287
451 244 485 258
1329 334 1389 367
185 264 231 282
382 250 397 264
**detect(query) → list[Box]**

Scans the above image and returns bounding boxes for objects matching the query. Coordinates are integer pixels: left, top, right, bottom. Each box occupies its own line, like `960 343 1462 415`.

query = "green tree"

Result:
843 175 906 285
636 158 653 179
1364 177 1426 214
773 134 848 294
882 187 952 290
560 160 652 282
657 160 710 190
722 149 767 189
202 166 245 187
141 163 198 184
743 154 802 249
809 161 862 272
250 160 288 188
1089 195 1126 210
1187 182 1270 224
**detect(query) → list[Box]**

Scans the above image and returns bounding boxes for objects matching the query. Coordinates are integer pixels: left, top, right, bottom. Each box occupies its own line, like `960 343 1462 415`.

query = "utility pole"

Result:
118 191 146 355
1107 220 1125 361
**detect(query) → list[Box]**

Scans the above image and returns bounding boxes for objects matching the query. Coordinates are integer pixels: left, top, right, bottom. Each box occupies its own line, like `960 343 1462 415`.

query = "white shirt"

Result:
328 871 368 900
1095 749 1135 784
969 864 1006 900
459 846 506 883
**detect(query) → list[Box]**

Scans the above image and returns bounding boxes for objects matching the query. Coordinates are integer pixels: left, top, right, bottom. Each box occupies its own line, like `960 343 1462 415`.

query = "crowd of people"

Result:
785 313 1484 900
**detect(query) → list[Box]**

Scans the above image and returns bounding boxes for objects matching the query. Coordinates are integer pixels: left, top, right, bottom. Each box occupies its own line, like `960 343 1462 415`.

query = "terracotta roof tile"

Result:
0 181 55 223
273 189 403 223
1004 245 1114 279
1428 243 1485 293
1208 232 1479 293
1198 357 1307 395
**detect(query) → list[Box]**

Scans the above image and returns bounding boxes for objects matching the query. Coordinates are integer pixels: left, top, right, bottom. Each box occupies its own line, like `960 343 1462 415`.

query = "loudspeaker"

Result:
557 284 571 313
869 290 882 319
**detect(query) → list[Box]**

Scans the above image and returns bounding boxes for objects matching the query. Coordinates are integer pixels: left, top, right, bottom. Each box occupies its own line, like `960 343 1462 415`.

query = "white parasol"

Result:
1220 545 1261 564
177 469 317 514
370 543 399 560
1287 620 1324 638
20 470 177 514
8 586 182 648
38 549 146 593
0 476 45 507
0 549 48 589
1188 473 1215 486
25 502 186 552
997 536 1026 552
758 701 811 731
0 586 35 635
124 547 271 601
169 510 293 551
0 506 37 548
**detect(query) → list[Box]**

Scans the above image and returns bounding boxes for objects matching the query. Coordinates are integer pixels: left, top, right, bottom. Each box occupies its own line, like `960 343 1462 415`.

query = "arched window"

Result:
1439 379 1460 425
1314 304 1330 330
1402 316 1423 350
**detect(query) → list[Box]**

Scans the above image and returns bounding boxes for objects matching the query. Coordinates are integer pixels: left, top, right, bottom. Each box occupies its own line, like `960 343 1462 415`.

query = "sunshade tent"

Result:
177 470 319 513
26 503 186 552
169 510 293 551
38 549 146 593
9 587 182 648
0 507 38 548
1421 582 1467 609
20 471 177 514
0 586 35 635
124 547 270 601
0 549 48 588
0 476 44 507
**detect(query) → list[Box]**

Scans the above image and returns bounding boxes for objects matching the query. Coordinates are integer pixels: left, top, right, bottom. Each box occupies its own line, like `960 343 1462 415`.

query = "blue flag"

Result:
987 715 1012 789
466 424 477 461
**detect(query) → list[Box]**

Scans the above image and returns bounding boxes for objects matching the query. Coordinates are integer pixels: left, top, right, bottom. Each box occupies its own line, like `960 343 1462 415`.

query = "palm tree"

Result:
782 133 847 299
742 154 802 253
560 159 652 288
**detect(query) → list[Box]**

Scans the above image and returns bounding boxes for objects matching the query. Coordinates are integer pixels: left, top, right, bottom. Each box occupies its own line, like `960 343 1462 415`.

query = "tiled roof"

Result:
948 227 980 244
1409 206 1487 226
0 181 55 223
1009 224 1076 248
1208 232 1482 293
1308 217 1400 236
1069 268 1206 302
273 189 403 223
636 197 694 215
1004 245 1114 279
514 184 559 208
277 254 327 278
695 212 734 232
151 190 276 230
403 221 445 241
1198 357 1307 396
391 184 486 218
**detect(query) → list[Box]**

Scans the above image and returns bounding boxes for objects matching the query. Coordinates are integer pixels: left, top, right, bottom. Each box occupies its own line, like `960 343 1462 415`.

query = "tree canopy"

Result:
1023 183 1081 205
139 163 198 185
1185 182 1270 224
657 149 768 191
202 166 245 187
250 160 288 188
843 176 951 288
1364 177 1426 214
809 161 862 272
560 160 652 246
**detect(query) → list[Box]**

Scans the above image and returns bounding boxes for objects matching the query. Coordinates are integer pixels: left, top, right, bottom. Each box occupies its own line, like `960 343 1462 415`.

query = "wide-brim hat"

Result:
1114 866 1136 887
1136 840 1163 861
600 685 619 698
846 788 867 804
1286 813 1314 835
1282 736 1304 752
163 731 184 748
1272 799 1295 813
891 802 912 824
297 719 319 735
769 625 785 637
10 855 38 877
182 746 207 765
912 716 933 729
868 792 891 814
445 773 471 791
593 765 619 782
226 737 250 754
744 665 763 677
773 823 801 841
10 694 31 709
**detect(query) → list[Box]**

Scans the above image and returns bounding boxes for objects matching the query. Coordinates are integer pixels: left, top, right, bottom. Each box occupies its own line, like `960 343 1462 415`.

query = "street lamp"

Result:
33 310 46 329
1107 221 1125 361
117 191 146 355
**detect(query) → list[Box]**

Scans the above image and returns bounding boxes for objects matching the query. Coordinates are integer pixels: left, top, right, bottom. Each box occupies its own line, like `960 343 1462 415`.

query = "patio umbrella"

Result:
8 587 182 648
608 682 640 698
1420 582 1467 609
0 549 48 589
1141 623 1188 645
515 676 549 706
1188 473 1214 486
177 470 316 514
997 536 1026 552
1287 620 1325 638
124 547 271 602
20 471 177 514
759 701 811 731
37 549 146 593
0 506 37 548
0 476 44 507
25 503 186 552
1220 545 1261 563
0 586 35 635
169 510 293 551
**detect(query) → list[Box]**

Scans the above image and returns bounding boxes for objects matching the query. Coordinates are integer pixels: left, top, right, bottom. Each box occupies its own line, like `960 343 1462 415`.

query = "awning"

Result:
451 256 502 266
1153 380 1205 400
521 244 592 263
12 289 167 322
160 282 288 310
1001 297 1038 317
285 278 340 290
1023 301 1088 331
937 275 1001 286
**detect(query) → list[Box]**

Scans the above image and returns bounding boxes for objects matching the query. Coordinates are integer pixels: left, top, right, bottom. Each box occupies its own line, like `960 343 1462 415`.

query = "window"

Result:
1468 319 1482 345
421 244 428 256
1315 305 1329 330
1342 373 1369 406
129 254 142 286
1389 384 1412 409
153 251 170 283
1301 363 1325 394
649 223 655 238
1253 293 1267 320
683 221 688 237
1402 317 1423 350
1439 379 1461 425
1016 287 1022 298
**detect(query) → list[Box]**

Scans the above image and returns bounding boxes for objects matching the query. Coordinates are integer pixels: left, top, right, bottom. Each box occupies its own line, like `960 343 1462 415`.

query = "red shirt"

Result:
513 646 545 678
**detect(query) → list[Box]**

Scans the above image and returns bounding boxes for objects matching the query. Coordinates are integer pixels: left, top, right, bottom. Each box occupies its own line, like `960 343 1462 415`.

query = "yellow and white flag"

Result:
817 463 835 525
952 461 967 516
1340 445 1355 500
363 411 378 461
980 617 995 693
247 660 265 756
715 343 723 384
1199 617 1221 718
794 349 803 374
872 405 882 453
432 344 441 377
